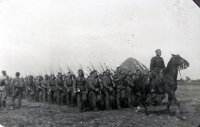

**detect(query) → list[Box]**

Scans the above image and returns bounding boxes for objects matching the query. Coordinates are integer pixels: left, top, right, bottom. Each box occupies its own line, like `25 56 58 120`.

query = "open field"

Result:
0 84 200 127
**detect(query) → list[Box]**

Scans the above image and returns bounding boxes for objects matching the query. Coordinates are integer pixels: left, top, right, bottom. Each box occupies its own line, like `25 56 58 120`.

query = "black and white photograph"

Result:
0 0 199 127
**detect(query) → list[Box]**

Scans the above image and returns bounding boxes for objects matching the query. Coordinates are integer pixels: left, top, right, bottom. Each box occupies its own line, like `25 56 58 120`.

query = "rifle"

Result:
104 63 109 70
66 66 74 75
87 66 92 72
58 64 63 74
79 64 83 70
90 62 95 71
50 66 54 75
100 63 105 72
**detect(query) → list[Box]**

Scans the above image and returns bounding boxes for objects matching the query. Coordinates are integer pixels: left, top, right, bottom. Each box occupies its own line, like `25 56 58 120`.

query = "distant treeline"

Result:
178 79 200 85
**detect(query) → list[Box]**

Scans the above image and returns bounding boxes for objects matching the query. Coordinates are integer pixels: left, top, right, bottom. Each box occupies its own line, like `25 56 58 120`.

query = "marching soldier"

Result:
35 76 43 102
25 75 35 101
10 72 25 109
113 67 127 109
0 70 9 108
102 70 115 110
64 72 74 106
41 75 49 103
73 69 87 112
47 74 57 104
56 73 65 105
88 70 103 111
125 71 135 107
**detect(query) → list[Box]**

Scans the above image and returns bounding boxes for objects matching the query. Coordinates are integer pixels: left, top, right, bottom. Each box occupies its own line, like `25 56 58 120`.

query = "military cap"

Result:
1 70 6 74
78 69 83 72
136 69 141 71
90 70 97 75
155 49 161 53
16 72 20 76
117 67 121 70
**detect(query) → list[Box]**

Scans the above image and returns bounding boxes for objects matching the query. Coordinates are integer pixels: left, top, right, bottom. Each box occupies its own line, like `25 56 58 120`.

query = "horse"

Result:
142 54 189 119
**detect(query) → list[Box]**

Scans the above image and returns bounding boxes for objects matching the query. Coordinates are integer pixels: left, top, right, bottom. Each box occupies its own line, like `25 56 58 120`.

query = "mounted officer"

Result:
150 49 165 93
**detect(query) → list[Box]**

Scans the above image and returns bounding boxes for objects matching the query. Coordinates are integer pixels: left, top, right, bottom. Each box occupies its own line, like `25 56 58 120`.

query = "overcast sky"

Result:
0 0 199 79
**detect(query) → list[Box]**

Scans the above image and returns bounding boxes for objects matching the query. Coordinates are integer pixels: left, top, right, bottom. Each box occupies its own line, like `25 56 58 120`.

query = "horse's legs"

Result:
166 93 172 113
169 91 181 115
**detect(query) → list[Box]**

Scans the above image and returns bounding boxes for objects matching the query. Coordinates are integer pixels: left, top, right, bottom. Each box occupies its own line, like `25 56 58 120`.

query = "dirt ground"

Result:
0 84 200 127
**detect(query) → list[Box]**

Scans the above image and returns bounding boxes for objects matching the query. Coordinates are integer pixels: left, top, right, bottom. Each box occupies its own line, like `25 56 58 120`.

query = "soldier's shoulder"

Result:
159 56 164 60
151 56 157 60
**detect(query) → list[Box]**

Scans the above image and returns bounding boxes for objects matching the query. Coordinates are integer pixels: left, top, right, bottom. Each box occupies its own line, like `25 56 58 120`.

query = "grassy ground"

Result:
0 84 200 127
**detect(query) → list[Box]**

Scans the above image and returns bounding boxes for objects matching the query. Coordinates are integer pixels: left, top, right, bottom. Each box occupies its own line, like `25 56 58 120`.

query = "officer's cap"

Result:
155 49 161 53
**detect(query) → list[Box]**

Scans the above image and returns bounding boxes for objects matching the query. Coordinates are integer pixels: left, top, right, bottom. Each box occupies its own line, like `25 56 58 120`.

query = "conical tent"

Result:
120 57 148 74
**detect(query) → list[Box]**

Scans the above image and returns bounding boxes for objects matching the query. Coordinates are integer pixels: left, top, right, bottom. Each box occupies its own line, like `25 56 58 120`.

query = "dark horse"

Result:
136 54 189 119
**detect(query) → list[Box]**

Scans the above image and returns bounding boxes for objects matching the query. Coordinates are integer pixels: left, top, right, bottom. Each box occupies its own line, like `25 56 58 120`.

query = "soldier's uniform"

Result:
11 72 24 109
41 75 49 103
0 71 9 108
47 74 57 104
150 56 165 77
150 49 165 93
35 76 43 102
25 76 35 101
56 73 65 105
125 72 135 107
113 68 127 109
64 73 74 105
73 69 87 112
150 49 165 79
88 70 103 111
102 70 115 110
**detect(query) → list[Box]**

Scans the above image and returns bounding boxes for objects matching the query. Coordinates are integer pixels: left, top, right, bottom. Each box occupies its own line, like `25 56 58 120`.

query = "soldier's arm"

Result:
85 80 88 93
150 57 155 71
88 79 95 90
63 80 68 89
72 78 76 92
47 81 50 90
35 82 40 89
112 76 119 82
102 78 109 89
55 79 59 88
24 82 29 89
56 79 62 90
161 58 165 68
20 81 25 89
126 76 134 87
41 81 47 88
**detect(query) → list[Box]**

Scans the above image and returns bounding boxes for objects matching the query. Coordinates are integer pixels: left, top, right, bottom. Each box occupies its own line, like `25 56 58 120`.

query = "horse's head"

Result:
171 54 190 70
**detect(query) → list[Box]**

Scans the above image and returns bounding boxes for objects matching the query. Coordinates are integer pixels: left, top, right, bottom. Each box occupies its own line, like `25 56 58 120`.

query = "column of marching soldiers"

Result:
0 67 152 112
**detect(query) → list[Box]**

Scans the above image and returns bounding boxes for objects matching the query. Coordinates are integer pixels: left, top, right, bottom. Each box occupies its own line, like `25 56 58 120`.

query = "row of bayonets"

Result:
24 63 119 77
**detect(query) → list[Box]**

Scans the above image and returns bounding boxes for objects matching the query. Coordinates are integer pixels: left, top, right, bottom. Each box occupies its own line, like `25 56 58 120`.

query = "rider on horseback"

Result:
150 49 165 93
